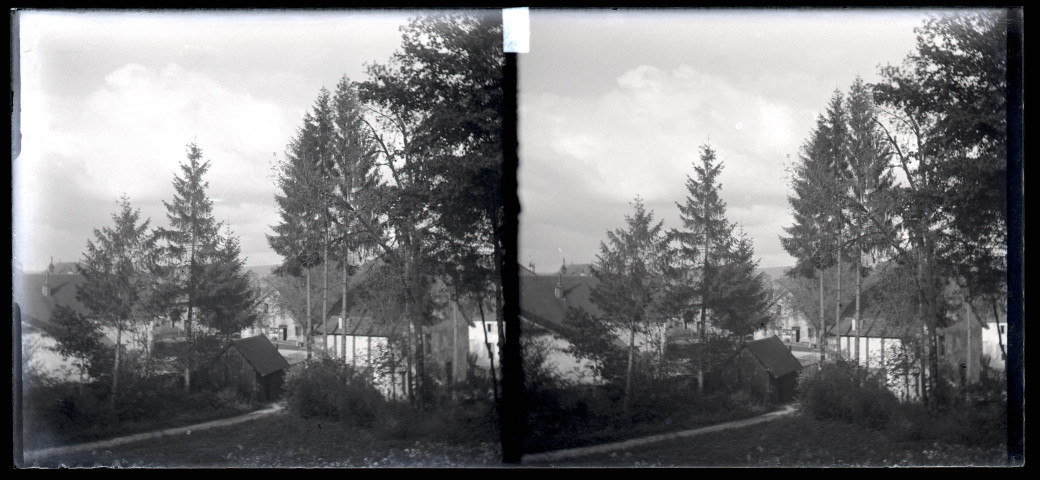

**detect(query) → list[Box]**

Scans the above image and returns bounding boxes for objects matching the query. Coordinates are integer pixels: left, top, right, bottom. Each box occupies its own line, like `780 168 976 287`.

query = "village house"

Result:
517 263 608 384
750 267 817 346
834 280 1007 398
309 276 483 400
239 270 306 347
198 334 290 402
14 261 162 381
313 311 411 400
728 335 804 403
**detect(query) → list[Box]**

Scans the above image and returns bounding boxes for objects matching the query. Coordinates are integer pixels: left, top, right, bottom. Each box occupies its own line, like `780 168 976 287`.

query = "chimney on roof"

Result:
528 261 535 274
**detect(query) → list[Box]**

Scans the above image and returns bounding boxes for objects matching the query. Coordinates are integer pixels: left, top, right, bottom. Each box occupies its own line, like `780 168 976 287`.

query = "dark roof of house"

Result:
313 314 401 338
833 267 918 338
13 272 90 337
743 336 803 378
231 335 290 377
519 274 603 337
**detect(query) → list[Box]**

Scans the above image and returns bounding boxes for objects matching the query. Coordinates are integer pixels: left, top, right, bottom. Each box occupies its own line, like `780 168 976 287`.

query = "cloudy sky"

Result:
14 8 957 275
14 10 416 272
518 8 949 272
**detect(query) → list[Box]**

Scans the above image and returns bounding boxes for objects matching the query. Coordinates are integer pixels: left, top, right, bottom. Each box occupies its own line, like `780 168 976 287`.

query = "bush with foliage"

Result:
283 358 387 428
798 359 898 430
21 375 254 450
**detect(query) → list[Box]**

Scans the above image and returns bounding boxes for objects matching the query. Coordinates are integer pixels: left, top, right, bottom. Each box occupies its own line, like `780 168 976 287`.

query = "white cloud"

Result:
16 62 292 271
520 63 813 271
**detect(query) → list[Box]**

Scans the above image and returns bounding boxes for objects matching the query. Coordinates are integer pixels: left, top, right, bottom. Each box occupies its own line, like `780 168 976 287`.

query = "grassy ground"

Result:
528 410 1009 467
525 401 778 454
20 386 264 451
22 405 1009 468
22 409 501 468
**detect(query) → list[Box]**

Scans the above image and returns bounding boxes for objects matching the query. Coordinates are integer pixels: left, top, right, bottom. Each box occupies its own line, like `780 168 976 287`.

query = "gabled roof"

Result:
231 335 290 377
743 336 803 378
519 274 602 337
13 272 89 337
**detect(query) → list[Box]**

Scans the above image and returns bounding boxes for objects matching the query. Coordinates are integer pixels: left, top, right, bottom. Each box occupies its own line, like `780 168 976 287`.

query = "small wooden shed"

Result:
219 335 291 402
736 336 804 404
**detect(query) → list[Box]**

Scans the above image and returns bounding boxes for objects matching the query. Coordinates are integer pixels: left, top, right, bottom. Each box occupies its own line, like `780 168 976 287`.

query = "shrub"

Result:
283 358 387 428
798 359 898 430
887 376 1007 448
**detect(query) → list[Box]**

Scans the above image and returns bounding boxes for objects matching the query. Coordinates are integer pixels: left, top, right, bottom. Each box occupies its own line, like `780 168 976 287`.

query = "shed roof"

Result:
743 336 803 378
231 335 290 377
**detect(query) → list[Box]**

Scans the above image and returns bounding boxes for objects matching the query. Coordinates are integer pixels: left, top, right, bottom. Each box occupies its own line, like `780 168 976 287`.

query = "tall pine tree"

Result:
781 110 844 362
590 197 671 412
712 228 775 339
671 143 735 393
75 195 153 408
843 77 896 362
153 142 224 392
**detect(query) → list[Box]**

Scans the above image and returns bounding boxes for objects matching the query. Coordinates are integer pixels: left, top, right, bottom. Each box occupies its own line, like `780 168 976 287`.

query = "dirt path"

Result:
22 402 286 464
521 404 800 465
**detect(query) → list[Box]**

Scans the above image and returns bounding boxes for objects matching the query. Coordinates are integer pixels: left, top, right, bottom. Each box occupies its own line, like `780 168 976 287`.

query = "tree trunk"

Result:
992 301 1006 361
697 303 706 394
397 235 426 408
818 268 825 363
452 299 459 397
342 258 348 361
855 249 861 363
865 337 870 369
111 324 122 411
323 241 329 357
185 303 193 393
623 324 636 413
880 337 885 371
306 267 312 360
835 253 842 361
480 301 500 406
965 298 972 393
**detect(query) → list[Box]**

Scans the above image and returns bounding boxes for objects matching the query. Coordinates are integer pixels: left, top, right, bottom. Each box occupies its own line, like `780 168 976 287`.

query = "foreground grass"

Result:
525 400 778 454
22 409 502 468
529 410 1009 467
21 393 262 452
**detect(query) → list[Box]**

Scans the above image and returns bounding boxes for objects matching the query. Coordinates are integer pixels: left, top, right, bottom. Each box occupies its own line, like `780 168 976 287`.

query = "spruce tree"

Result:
713 228 774 339
671 143 735 393
153 142 223 392
590 197 671 412
843 77 896 362
781 112 843 362
75 195 153 407
203 226 262 341
268 102 333 360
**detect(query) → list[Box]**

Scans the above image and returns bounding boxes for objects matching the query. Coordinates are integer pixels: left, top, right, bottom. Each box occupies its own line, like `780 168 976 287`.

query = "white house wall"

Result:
322 333 409 400
980 322 1006 371
535 335 600 384
469 321 499 369
21 331 86 383
836 335 906 369
324 334 385 368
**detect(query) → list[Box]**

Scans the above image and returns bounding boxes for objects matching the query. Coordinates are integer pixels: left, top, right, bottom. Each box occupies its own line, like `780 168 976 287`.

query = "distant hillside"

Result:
757 266 792 282
245 265 278 279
